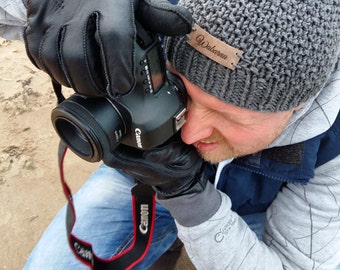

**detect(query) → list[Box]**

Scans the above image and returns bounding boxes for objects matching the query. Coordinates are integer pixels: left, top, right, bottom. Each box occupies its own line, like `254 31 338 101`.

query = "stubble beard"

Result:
197 125 288 164
198 143 233 164
196 132 241 164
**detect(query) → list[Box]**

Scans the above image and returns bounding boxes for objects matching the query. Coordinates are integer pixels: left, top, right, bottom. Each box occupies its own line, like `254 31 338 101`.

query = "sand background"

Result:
0 37 102 269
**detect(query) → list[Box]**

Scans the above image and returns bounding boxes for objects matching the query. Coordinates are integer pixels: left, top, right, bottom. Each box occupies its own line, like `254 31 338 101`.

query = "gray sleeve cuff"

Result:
158 182 222 227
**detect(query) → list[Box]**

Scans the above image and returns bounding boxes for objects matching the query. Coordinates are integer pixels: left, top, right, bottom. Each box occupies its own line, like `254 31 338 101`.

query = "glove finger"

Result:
25 24 72 87
24 26 42 71
60 14 105 96
103 145 174 184
25 0 71 87
98 5 136 97
25 26 70 87
144 142 203 183
144 141 196 167
24 0 47 71
38 26 72 87
137 0 193 36
103 144 145 172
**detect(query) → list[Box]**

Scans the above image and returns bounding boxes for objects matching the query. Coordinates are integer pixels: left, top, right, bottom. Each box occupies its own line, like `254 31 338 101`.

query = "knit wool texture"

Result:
166 0 340 112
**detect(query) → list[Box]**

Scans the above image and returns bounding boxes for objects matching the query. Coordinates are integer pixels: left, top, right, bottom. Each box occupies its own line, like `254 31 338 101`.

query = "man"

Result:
1 0 340 269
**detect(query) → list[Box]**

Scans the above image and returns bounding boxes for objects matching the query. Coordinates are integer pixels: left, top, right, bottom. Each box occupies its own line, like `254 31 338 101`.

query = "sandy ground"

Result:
0 38 111 269
0 38 195 270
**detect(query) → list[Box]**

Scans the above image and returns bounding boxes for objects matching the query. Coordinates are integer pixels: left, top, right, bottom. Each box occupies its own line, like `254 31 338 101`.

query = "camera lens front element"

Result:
51 94 127 162
54 117 94 158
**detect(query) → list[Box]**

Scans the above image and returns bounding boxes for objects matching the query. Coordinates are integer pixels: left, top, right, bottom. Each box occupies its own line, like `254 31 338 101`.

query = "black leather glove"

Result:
24 0 192 97
102 134 209 199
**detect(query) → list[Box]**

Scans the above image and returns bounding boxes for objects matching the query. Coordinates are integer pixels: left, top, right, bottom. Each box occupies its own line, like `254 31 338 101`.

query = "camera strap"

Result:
58 141 156 270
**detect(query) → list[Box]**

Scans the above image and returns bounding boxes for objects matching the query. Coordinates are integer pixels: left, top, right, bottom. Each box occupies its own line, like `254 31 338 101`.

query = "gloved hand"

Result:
24 0 192 97
103 134 209 199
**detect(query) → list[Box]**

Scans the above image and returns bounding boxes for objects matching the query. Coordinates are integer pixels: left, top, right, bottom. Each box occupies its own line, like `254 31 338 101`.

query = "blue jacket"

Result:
216 111 340 215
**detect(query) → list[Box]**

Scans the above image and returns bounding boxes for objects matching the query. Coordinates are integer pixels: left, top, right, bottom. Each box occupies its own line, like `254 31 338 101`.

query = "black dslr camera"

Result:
51 24 187 162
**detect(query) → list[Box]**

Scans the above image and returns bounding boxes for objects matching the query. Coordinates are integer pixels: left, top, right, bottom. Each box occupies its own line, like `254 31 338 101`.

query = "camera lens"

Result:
51 94 127 162
54 118 93 158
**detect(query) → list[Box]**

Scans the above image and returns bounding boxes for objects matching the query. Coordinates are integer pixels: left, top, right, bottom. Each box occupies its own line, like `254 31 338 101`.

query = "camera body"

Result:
51 24 187 162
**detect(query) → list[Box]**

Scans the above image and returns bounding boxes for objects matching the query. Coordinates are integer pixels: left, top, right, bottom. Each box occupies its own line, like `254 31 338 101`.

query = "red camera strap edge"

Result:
58 141 156 270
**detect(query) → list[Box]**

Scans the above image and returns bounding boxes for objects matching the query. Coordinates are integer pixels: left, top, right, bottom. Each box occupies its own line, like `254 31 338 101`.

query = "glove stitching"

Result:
38 34 61 85
57 26 76 89
83 12 103 95
88 11 112 96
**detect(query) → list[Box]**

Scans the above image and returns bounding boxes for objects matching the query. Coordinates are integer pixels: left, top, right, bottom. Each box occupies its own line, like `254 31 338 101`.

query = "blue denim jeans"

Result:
24 164 177 270
24 164 340 269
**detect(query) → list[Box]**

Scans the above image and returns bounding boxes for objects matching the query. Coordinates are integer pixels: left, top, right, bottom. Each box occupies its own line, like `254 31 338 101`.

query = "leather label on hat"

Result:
187 24 243 70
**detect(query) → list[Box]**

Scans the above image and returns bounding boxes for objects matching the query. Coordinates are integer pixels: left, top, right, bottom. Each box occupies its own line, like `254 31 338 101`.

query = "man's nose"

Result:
180 101 213 145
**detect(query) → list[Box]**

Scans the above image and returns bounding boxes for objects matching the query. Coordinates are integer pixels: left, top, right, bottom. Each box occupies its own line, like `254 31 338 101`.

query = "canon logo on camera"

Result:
135 128 143 148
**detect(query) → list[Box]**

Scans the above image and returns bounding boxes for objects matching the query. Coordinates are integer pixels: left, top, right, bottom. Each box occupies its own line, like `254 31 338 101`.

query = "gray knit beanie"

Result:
166 0 340 112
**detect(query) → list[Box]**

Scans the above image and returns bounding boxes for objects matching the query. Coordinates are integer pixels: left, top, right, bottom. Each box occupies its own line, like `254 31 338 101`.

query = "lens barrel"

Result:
51 94 126 162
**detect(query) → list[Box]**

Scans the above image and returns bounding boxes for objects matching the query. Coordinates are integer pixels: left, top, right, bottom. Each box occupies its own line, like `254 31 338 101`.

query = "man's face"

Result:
170 67 295 163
